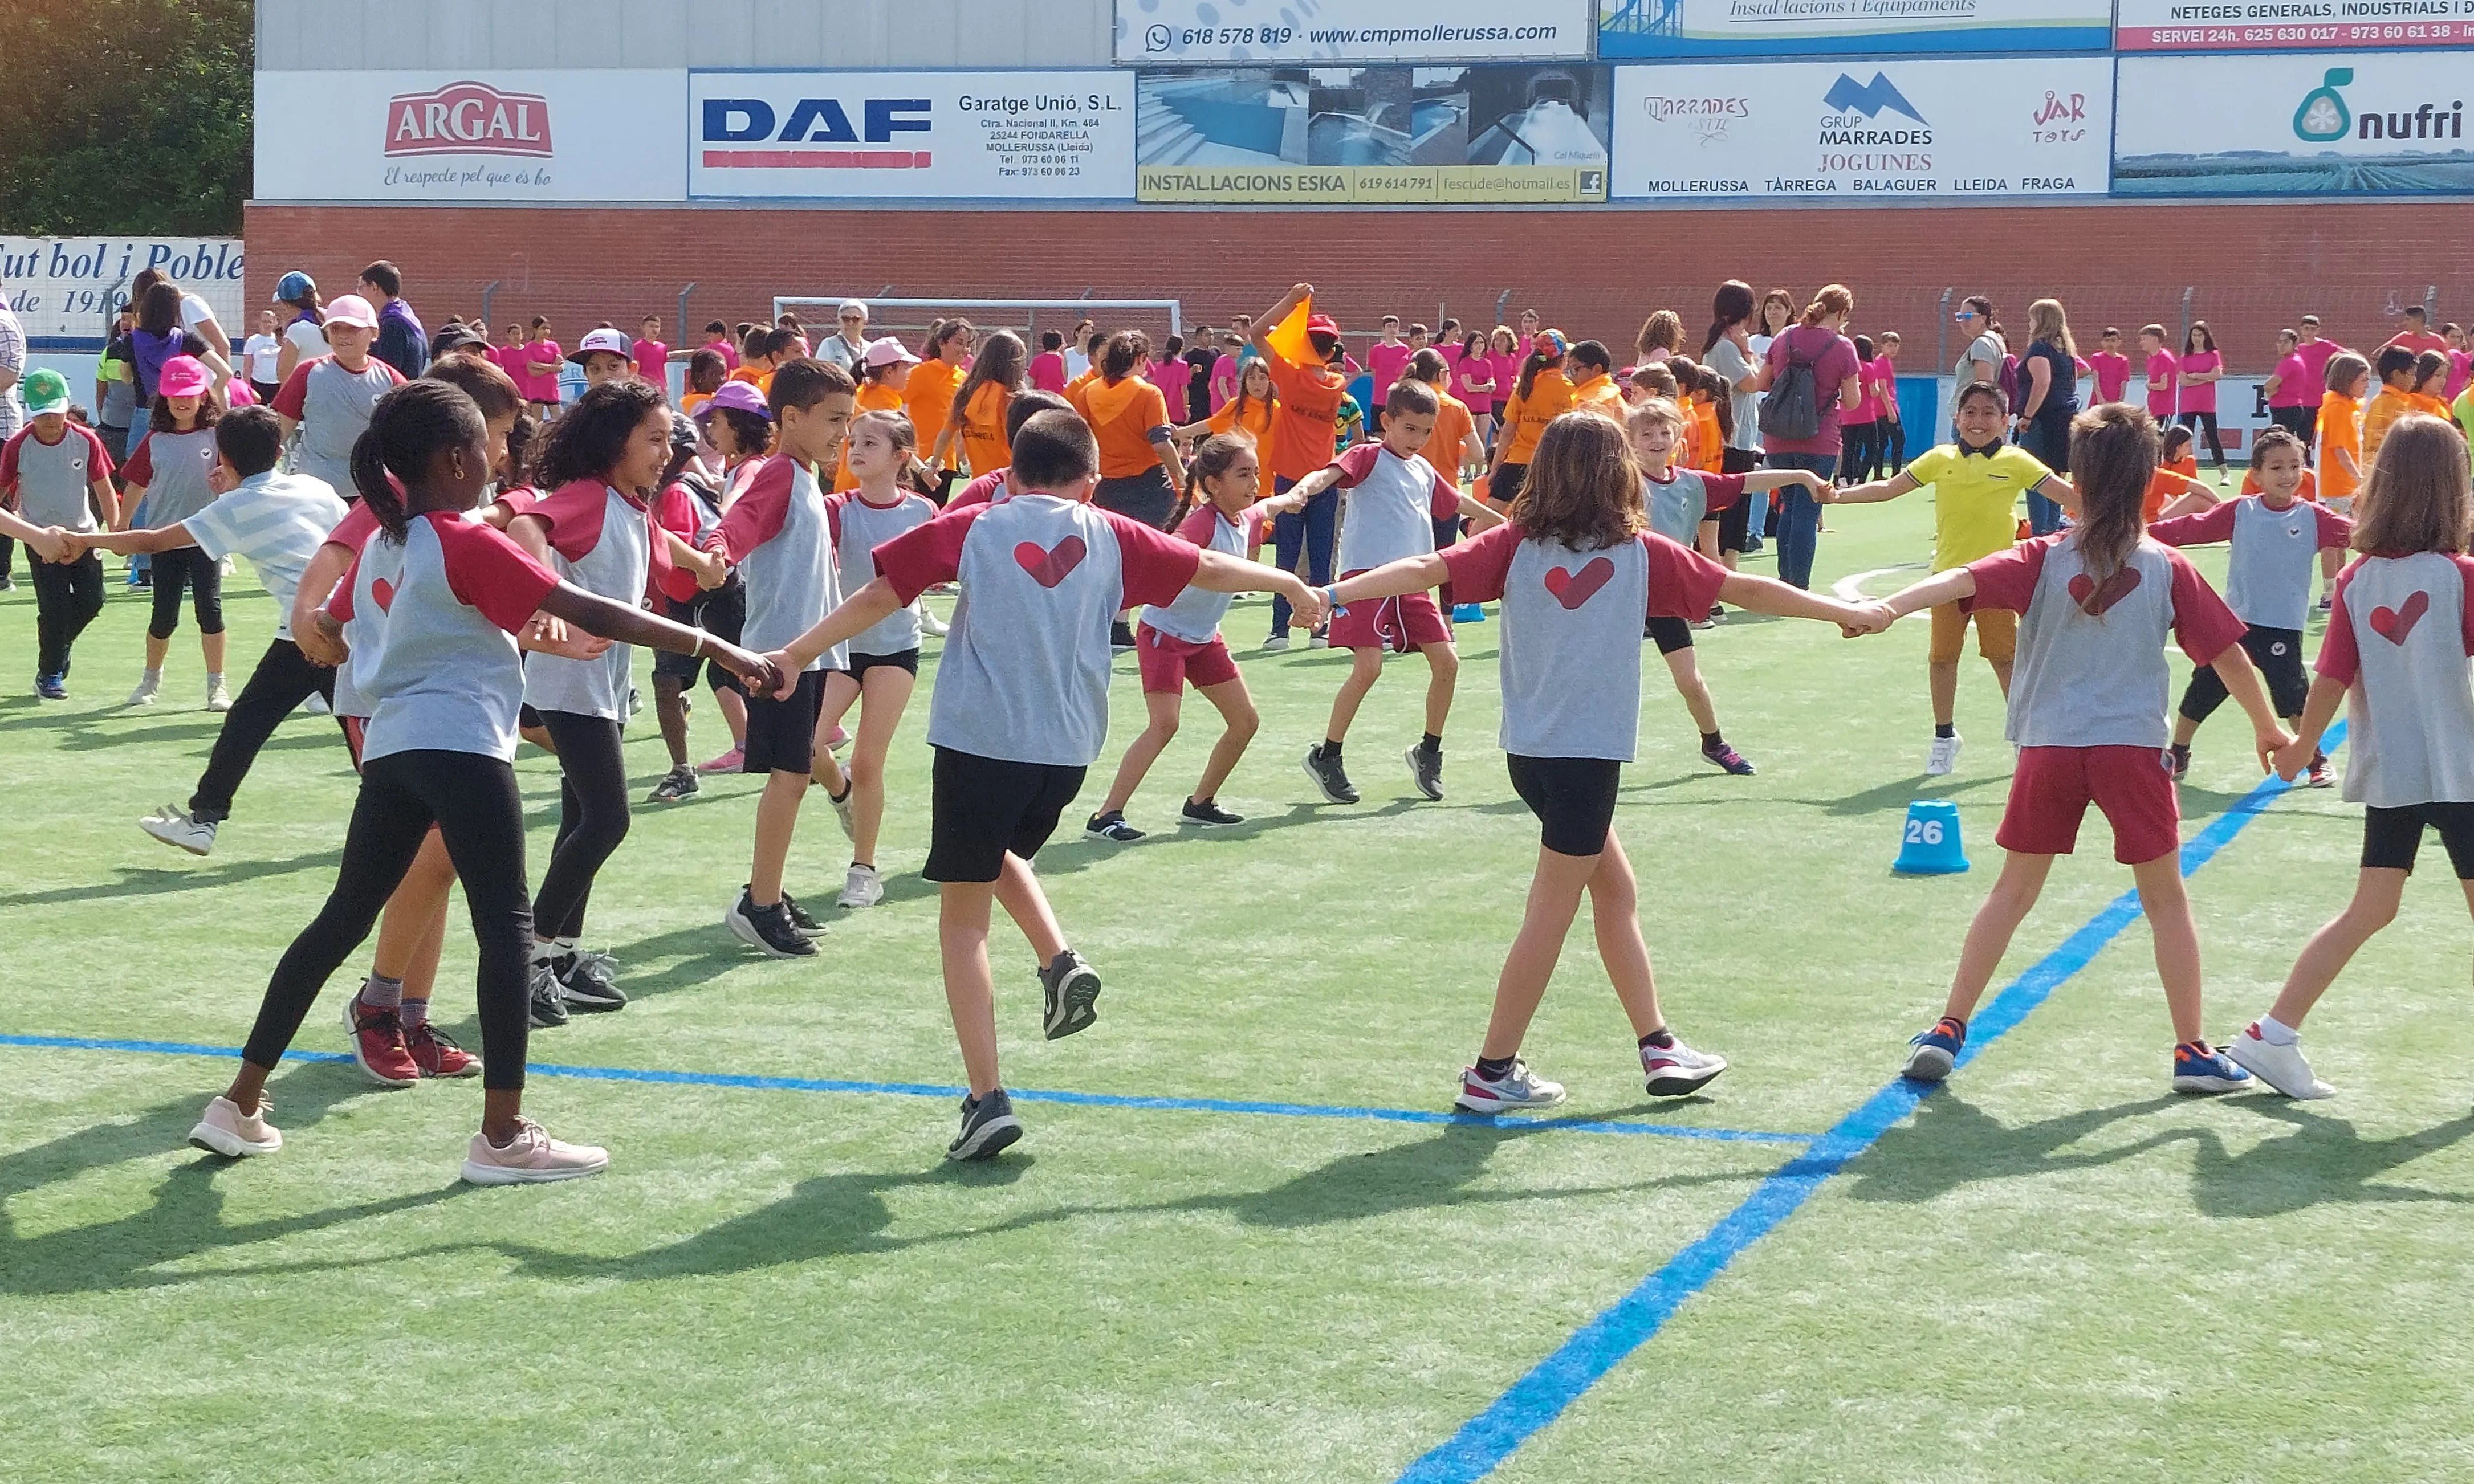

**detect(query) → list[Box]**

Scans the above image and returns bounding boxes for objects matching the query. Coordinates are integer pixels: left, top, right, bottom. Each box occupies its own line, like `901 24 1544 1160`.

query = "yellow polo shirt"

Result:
1905 443 2054 571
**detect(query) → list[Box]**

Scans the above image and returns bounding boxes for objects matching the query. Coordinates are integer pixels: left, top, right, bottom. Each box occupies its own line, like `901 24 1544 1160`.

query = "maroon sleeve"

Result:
2163 549 2250 664
519 479 612 562
1101 509 1207 609
326 549 364 625
1962 537 2050 614
2145 502 2239 548
872 502 982 604
434 515 561 634
710 456 794 560
2314 504 2355 551
1438 521 1521 604
271 360 318 419
325 500 382 553
951 470 1004 508
1172 503 1218 548
1428 466 1463 520
0 429 23 491
1643 533 1731 622
78 426 115 483
121 435 156 488
820 490 848 547
1699 471 1748 511
1323 442 1382 489
2316 561 2363 684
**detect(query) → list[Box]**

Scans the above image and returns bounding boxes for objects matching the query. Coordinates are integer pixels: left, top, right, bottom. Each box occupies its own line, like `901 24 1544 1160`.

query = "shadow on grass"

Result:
0 850 337 911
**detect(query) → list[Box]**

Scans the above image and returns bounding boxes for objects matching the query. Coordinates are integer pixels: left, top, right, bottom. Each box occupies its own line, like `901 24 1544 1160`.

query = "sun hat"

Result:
21 368 70 416
322 294 379 332
862 336 920 369
690 380 772 422
567 327 634 365
272 270 317 305
158 355 212 398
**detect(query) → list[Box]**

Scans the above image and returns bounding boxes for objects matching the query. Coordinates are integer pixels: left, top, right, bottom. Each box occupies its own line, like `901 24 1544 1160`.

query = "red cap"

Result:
1306 313 1341 337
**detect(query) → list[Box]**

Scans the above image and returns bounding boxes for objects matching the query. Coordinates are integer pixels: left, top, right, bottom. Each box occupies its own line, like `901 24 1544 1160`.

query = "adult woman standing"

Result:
1741 287 1796 550
1700 280 1768 568
2263 328 2313 450
2013 297 2081 535
1756 284 1862 590
2179 321 2228 472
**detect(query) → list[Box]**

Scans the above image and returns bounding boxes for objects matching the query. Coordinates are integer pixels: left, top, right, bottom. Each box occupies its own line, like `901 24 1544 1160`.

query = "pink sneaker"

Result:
824 725 851 751
459 1118 609 1185
696 746 744 774
189 1095 282 1157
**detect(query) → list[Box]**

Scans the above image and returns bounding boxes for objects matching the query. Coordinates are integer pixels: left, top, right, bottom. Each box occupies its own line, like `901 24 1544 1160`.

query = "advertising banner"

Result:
2115 52 2474 194
253 71 687 202
0 239 244 345
1136 64 1610 202
1597 0 2110 58
1117 0 1593 65
2116 0 2474 51
690 71 1135 200
1610 58 2111 199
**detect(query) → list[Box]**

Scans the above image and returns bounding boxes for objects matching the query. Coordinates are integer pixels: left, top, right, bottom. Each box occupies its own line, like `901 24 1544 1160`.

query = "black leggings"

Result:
242 750 532 1091
2272 404 2316 460
534 710 630 943
1879 419 1906 474
149 545 225 640
2178 410 2226 467
1841 421 1879 484
189 639 342 823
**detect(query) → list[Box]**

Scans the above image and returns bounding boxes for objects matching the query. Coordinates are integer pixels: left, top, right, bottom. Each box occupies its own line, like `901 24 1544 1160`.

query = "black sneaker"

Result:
1040 949 1102 1041
1085 809 1145 842
2167 744 2191 781
780 891 828 938
526 961 569 1028
1404 739 1444 801
725 887 818 958
1302 743 1359 804
1110 619 1138 651
1181 796 1244 827
554 951 628 1012
946 1087 1023 1161
648 767 699 804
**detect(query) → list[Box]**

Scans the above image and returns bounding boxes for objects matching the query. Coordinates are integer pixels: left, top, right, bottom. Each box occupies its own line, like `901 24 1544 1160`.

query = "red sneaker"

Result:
404 1020 481 1078
342 996 420 1088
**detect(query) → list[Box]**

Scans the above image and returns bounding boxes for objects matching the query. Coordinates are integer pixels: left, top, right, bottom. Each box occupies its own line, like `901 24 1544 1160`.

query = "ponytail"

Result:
351 380 487 542
348 426 406 539
1800 283 1854 329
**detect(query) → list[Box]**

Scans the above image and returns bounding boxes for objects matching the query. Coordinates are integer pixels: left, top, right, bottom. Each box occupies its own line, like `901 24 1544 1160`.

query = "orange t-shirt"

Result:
2143 467 2207 524
2318 392 2364 500
1568 372 1625 420
1065 368 1101 406
1427 389 1475 483
2410 391 2451 419
1694 402 1724 473
1208 394 1276 442
1080 376 1171 479
1498 368 1573 465
958 381 1012 476
1262 348 1344 482
681 390 713 417
2361 387 2414 470
905 358 966 466
835 380 905 490
2240 466 2318 501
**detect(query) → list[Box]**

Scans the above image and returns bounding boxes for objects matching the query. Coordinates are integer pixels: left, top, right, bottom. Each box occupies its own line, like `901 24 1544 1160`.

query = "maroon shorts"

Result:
1328 578 1451 653
1134 623 1239 694
1997 744 2182 864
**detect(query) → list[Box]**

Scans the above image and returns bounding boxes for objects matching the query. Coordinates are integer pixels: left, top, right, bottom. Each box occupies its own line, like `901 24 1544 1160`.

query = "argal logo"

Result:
385 81 552 158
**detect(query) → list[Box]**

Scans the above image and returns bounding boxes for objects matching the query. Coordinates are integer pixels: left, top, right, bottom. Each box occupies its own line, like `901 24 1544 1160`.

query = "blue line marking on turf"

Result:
1394 729 2337 1484
0 1035 1811 1145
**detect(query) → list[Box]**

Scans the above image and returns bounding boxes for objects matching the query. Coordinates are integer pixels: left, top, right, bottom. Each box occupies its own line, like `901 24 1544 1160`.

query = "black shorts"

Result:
833 647 921 679
1506 752 1622 857
519 703 545 731
925 746 1087 883
2245 625 2309 717
743 668 824 775
1646 614 1695 654
2361 802 2474 878
1490 462 1527 508
1715 446 1763 553
650 584 747 690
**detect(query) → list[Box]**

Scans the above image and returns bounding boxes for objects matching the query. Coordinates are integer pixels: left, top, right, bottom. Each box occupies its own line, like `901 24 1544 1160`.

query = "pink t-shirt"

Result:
522 340 563 402
1149 359 1187 425
2143 349 2178 418
2294 338 2343 397
1490 352 1522 410
2268 351 2313 409
703 337 740 372
2088 350 2130 405
1867 356 1901 421
1369 341 1413 402
1209 352 1241 413
633 339 669 386
2179 350 2222 415
1761 324 1864 456
1028 351 1068 394
1454 352 1496 408
2449 349 2472 402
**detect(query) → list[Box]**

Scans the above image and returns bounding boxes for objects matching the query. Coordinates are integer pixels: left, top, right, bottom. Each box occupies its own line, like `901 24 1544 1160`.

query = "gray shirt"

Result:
290 356 401 491
828 488 936 655
524 484 651 721
2329 551 2474 807
5 423 112 531
1704 337 1762 452
132 427 222 526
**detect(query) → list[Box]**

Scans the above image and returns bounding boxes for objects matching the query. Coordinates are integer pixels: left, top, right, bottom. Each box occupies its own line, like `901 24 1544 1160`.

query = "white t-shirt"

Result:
283 317 325 363
242 333 282 382
178 293 217 337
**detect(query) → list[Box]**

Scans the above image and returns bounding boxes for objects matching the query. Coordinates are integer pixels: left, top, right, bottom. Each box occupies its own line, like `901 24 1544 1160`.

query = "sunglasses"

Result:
1954 311 1977 321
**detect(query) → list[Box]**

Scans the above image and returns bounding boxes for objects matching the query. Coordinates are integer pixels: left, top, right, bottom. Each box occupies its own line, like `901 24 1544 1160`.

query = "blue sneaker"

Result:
1451 603 1486 622
2171 1041 2253 1094
1903 1016 1966 1082
36 674 67 700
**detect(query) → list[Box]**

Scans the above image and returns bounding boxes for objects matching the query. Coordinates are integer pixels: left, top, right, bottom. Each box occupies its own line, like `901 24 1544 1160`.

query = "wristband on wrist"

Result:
693 630 705 659
1324 584 1341 608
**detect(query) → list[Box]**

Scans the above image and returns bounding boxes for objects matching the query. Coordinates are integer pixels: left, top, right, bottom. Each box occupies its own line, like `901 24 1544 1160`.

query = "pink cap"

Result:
323 294 380 332
863 336 919 369
158 355 213 398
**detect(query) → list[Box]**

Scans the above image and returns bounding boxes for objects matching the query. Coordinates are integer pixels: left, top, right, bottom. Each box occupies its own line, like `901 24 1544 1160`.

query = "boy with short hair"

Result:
705 359 859 956
2360 344 2420 468
1289 378 1503 804
2138 324 2176 423
759 410 1325 1159
568 328 637 388
2089 326 2131 406
0 368 119 697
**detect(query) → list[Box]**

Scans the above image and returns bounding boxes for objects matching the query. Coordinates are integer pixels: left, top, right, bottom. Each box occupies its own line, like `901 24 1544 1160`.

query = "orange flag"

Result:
1265 296 1316 367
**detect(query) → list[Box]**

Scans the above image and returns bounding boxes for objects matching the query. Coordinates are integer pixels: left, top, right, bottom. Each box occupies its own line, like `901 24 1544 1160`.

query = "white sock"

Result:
2256 1014 2300 1046
141 667 162 684
206 671 225 688
531 937 572 965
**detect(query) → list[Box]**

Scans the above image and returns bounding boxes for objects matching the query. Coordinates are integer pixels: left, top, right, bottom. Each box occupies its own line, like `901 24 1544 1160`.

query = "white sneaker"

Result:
127 675 160 706
206 678 232 712
916 601 949 637
837 863 884 909
459 1118 609 1184
1454 1059 1567 1113
189 1095 281 1157
827 783 857 841
1641 1036 1730 1097
140 804 217 857
302 692 332 716
1262 633 1291 651
2224 1022 2336 1099
1925 732 1962 776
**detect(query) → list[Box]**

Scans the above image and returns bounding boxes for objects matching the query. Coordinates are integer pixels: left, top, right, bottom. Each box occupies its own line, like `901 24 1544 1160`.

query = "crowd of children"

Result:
6 274 2473 1183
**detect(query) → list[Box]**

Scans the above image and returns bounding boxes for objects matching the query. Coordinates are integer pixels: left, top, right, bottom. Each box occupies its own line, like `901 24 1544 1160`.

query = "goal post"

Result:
770 296 1186 352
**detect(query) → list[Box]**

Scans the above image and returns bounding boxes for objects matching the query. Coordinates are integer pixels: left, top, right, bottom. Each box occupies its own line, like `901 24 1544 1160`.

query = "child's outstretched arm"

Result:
1715 570 1891 635
2206 642 2298 772
538 581 779 695
1742 467 1828 499
1453 490 1507 533
77 520 201 557
768 576 906 680
2271 674 2346 780
1191 549 1322 629
1279 465 1342 504
1329 552 1450 606
1878 567 1978 618
1823 470 1922 506
1251 285 1312 354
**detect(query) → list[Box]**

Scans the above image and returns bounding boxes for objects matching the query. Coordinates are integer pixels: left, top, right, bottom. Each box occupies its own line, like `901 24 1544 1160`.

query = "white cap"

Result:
322 293 379 332
567 327 634 365
837 298 868 318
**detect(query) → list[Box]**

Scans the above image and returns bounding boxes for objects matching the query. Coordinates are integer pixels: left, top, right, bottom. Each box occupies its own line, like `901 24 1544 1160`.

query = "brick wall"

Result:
247 202 2473 373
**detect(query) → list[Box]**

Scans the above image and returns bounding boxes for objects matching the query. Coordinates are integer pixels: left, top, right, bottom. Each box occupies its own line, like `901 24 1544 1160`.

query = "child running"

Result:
2149 426 2350 786
1293 378 1504 805
1086 433 1275 841
2223 415 2474 1099
186 379 776 1181
755 410 1325 1159
117 355 231 709
1327 411 1882 1110
809 410 941 908
1865 404 2291 1092
1625 397 1828 774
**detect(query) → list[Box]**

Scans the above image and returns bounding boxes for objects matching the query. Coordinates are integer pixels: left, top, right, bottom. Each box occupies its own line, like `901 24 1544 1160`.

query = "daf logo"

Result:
701 97 932 144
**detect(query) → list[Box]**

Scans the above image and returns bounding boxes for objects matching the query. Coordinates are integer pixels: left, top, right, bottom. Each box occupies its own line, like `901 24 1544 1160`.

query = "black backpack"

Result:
1758 328 1824 442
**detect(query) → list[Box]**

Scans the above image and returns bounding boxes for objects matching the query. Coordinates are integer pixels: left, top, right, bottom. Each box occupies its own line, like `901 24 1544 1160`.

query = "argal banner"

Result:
1117 0 1592 64
2115 0 2474 50
1610 57 2111 199
1598 0 2111 57
2114 52 2474 194
0 238 243 345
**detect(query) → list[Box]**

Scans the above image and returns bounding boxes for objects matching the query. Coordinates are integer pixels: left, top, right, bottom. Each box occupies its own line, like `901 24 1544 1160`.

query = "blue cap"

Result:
273 271 316 305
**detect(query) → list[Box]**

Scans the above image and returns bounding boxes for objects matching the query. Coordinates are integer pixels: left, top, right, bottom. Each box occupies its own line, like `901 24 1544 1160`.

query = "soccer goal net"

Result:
770 296 1188 355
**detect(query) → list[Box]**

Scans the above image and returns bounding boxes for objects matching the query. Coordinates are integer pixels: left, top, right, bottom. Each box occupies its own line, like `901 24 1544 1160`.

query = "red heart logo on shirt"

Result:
1013 536 1087 588
2066 566 2141 617
2368 589 2430 645
370 577 395 613
1542 556 1615 610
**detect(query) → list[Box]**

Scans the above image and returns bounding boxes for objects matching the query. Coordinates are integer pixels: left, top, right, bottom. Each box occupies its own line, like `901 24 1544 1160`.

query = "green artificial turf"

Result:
2 479 2468 1483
